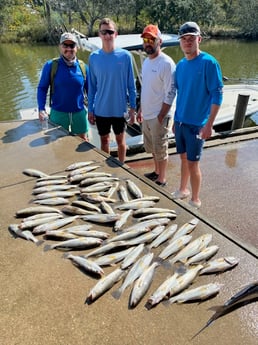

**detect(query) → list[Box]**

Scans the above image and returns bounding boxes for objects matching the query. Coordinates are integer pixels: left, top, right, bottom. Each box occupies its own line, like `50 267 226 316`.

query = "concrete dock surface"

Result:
0 119 257 345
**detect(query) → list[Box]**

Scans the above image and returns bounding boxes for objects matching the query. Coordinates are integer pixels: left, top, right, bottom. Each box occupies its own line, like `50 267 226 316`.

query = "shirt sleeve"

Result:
37 61 52 111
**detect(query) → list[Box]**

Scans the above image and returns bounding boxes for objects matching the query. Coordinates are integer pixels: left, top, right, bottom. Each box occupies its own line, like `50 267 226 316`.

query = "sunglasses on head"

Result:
62 43 76 49
99 29 115 35
179 27 199 36
142 37 156 44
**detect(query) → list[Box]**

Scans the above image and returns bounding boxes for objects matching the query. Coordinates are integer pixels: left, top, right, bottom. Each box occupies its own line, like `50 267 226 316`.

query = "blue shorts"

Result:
174 121 204 161
95 116 126 136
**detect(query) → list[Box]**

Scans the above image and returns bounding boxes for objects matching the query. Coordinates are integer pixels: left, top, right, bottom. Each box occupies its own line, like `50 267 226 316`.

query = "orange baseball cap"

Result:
141 24 161 38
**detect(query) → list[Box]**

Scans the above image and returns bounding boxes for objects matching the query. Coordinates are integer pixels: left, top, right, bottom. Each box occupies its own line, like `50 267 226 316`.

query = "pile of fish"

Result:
8 161 240 309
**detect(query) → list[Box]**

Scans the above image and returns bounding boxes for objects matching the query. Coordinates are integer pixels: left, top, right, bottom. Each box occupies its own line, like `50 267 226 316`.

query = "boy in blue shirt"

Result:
172 22 223 208
87 18 136 163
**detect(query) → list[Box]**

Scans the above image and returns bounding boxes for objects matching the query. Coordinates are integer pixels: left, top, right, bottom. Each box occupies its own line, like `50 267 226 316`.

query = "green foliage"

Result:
0 0 257 42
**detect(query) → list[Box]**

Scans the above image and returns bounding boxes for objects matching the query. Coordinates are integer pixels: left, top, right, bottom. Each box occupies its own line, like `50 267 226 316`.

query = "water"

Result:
0 39 258 121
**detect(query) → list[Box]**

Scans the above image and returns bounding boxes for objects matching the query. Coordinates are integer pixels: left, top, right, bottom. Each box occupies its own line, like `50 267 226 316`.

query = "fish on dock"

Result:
44 237 103 251
63 253 104 276
86 268 126 303
8 224 44 246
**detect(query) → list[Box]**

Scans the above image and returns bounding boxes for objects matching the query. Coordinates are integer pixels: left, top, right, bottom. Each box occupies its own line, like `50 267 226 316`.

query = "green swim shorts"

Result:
50 108 89 135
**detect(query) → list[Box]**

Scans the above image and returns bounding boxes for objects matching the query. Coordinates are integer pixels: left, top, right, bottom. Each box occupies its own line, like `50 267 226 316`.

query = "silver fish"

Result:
79 176 119 186
32 184 78 194
166 264 204 299
71 200 101 213
16 206 62 217
133 207 176 217
80 182 113 193
158 235 193 261
21 212 63 221
101 181 119 198
61 205 97 216
170 234 213 264
86 268 126 303
93 247 134 266
118 185 130 202
32 216 79 234
172 218 199 240
112 252 154 299
122 218 170 233
67 229 110 240
129 261 159 308
62 224 92 232
199 256 239 274
120 243 146 270
80 213 120 224
125 225 165 246
22 168 48 178
34 179 68 187
33 190 79 200
148 224 178 249
8 224 44 246
166 283 222 304
33 197 70 206
106 226 151 243
65 161 97 171
63 253 104 276
44 230 78 240
137 212 177 222
115 200 156 210
113 209 133 232
84 241 129 258
147 272 180 308
80 193 116 203
126 179 143 199
44 237 103 251
100 201 115 215
67 165 101 177
186 245 219 265
19 214 63 230
68 172 111 184
37 175 67 181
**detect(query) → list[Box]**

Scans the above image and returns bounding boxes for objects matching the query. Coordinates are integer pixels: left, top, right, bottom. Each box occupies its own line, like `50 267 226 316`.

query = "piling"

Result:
231 94 250 130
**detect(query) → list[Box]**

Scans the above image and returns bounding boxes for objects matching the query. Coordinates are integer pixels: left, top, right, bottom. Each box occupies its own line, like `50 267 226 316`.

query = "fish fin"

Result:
174 262 188 274
62 253 69 259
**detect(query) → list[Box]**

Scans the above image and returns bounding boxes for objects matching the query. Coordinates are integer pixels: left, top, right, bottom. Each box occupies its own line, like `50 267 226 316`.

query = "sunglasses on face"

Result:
142 37 156 44
99 29 115 36
62 43 76 49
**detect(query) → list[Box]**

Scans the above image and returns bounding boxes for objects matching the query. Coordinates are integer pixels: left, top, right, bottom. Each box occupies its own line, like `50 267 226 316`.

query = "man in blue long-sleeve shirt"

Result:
37 32 89 140
172 22 223 208
88 18 136 163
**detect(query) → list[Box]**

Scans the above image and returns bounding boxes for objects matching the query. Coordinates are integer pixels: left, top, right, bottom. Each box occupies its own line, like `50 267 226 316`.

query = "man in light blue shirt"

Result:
172 22 223 208
88 18 136 163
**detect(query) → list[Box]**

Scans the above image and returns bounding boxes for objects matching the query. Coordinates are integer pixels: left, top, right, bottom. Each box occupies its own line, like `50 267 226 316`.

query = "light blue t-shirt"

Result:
174 51 223 126
88 48 136 117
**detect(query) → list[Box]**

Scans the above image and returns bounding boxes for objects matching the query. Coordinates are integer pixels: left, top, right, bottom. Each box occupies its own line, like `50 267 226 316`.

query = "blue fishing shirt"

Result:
37 56 88 112
174 51 223 126
88 48 136 117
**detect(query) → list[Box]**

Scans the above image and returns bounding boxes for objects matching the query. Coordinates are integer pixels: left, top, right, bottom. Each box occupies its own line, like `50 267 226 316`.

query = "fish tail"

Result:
111 288 122 300
43 244 52 252
62 253 70 259
36 239 44 246
162 297 176 307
